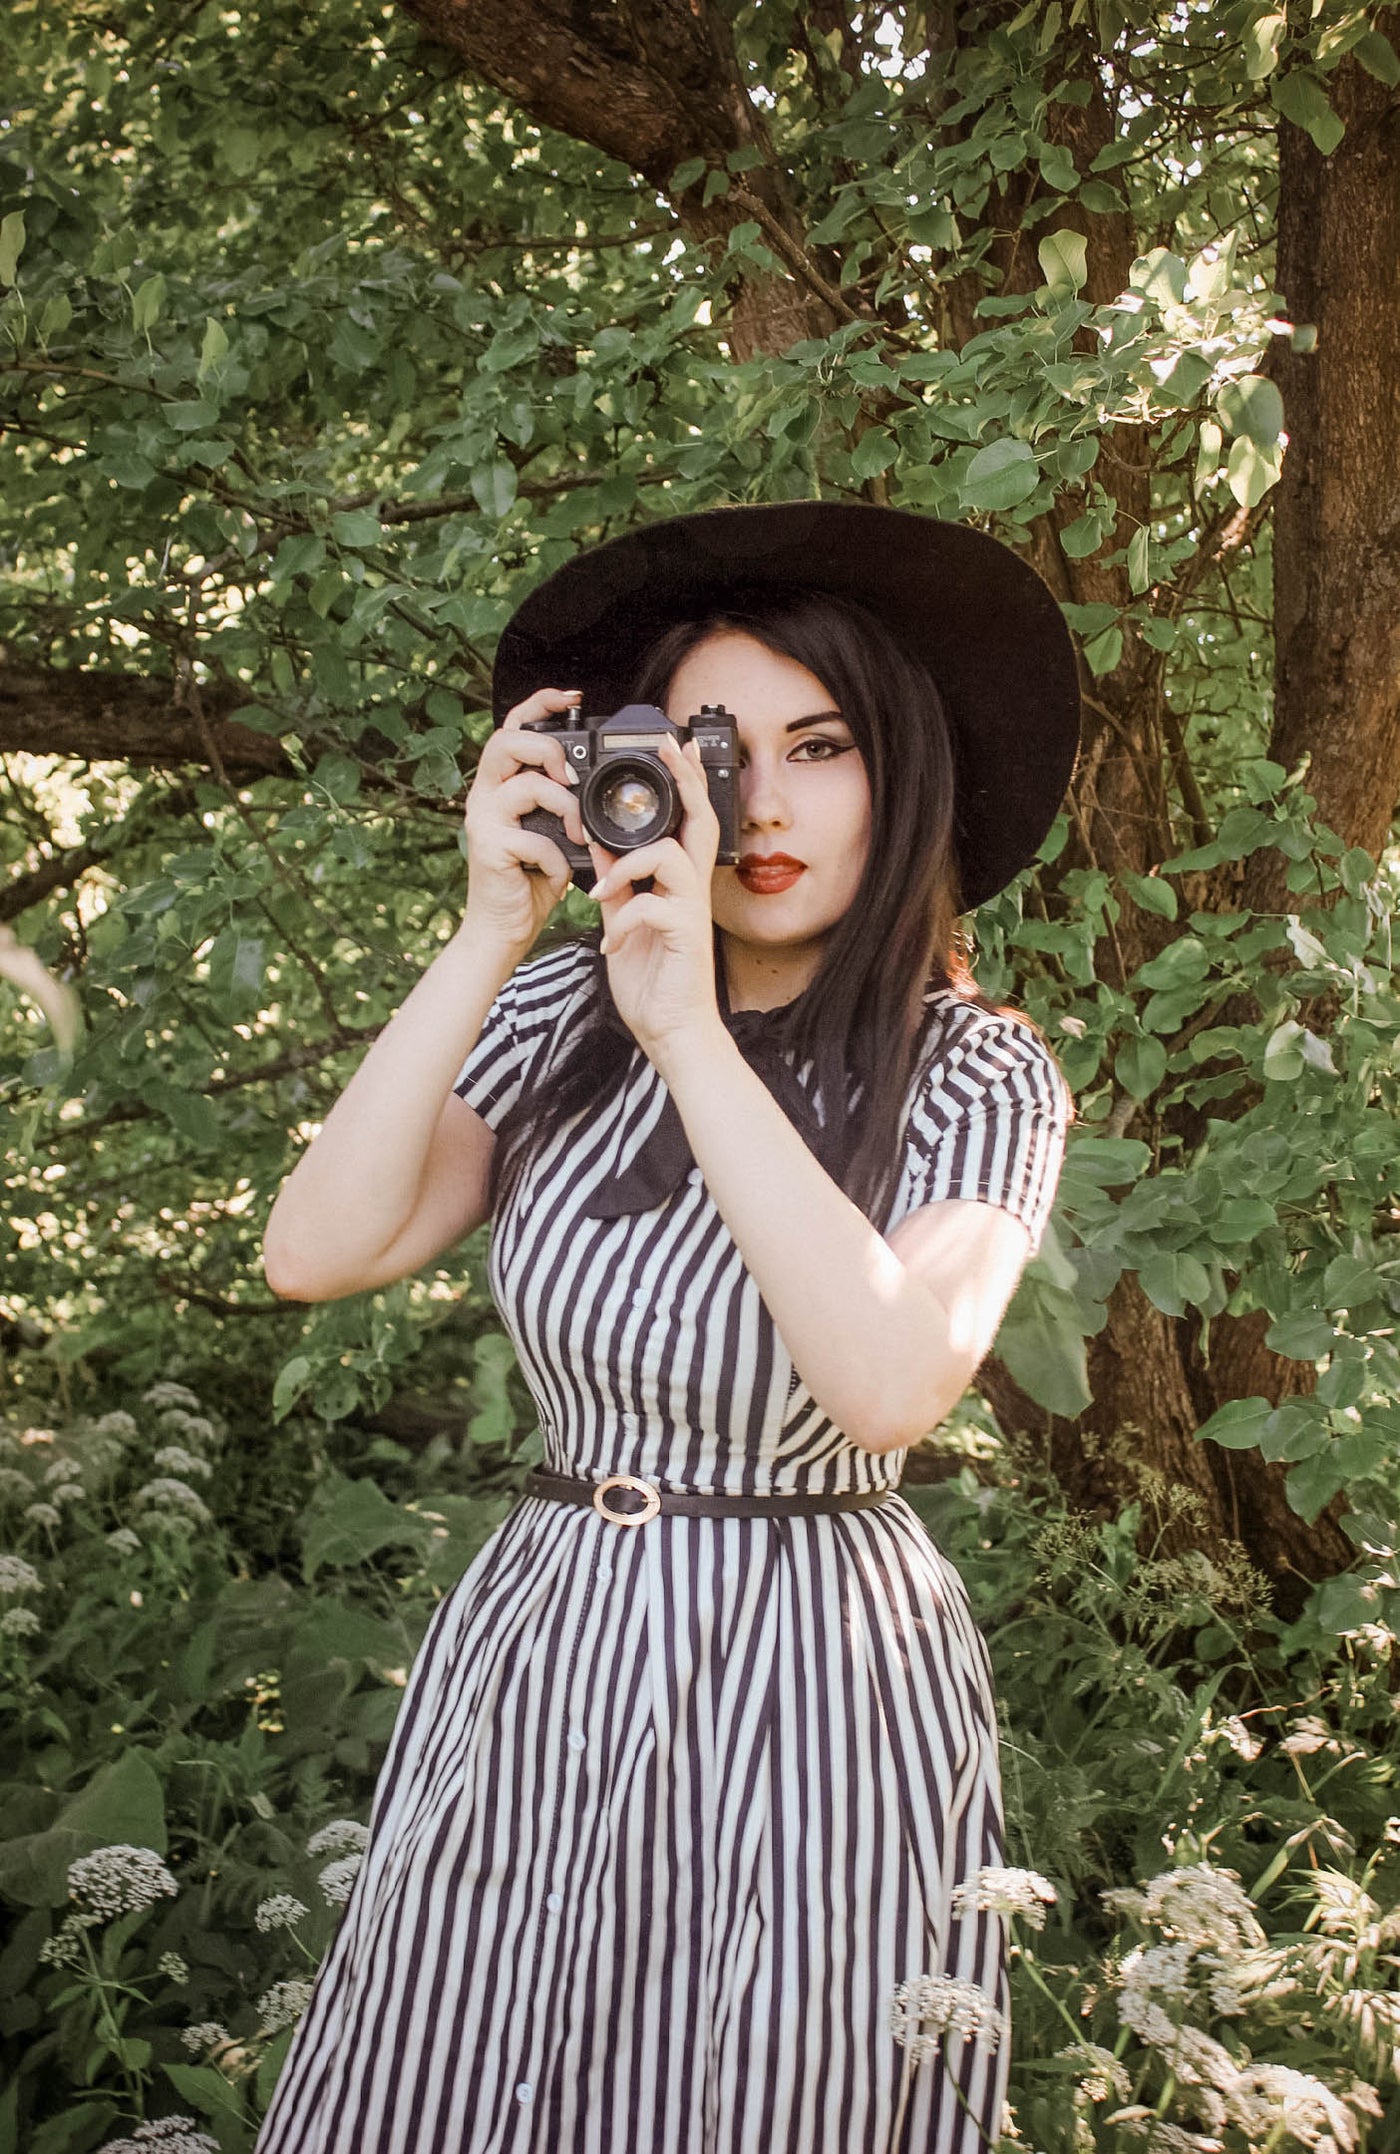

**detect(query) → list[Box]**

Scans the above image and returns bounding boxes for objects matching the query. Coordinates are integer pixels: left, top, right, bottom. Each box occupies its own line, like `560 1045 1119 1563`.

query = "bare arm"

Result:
657 1021 1034 1454
262 687 589 1303
262 931 512 1302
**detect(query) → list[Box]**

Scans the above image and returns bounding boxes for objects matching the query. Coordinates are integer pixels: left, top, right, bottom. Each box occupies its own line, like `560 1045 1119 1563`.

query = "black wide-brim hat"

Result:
491 502 1081 910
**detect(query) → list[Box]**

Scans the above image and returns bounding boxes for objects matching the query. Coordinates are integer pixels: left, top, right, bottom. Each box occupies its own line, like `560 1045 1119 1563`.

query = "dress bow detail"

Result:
583 990 853 1222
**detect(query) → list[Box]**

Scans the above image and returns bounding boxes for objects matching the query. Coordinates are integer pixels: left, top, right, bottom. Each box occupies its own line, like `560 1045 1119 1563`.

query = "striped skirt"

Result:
255 1494 1010 2151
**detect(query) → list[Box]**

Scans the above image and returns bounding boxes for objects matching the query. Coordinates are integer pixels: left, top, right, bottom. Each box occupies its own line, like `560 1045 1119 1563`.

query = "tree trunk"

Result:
379 4 1394 1600
1255 58 1400 910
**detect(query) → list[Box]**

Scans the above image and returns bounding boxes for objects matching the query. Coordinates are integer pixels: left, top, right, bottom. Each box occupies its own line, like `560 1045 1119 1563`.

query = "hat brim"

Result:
490 503 1081 910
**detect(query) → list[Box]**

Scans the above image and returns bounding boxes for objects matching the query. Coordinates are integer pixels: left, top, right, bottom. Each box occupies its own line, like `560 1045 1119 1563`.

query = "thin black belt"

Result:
523 1468 898 1527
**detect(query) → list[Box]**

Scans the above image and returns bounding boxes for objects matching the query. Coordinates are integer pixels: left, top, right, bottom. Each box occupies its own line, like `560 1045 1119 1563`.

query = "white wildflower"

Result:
254 1892 308 1933
43 1458 80 1485
318 1853 363 1905
305 1817 370 1859
23 1501 61 1529
96 2117 220 2154
1224 2064 1359 2146
1056 2040 1131 2104
38 1909 101 1966
153 1445 213 1480
158 1950 190 1983
0 1468 34 1503
68 1845 179 1920
158 1410 218 1448
106 1527 142 1556
1213 1715 1263 1761
1280 1716 1338 1757
0 1553 41 1595
134 1478 212 1526
1309 1870 1379 1937
951 1864 1057 1928
143 1382 202 1412
90 1409 139 1440
1 1605 40 1638
257 1976 315 2033
180 2021 229 2056
49 1481 85 1507
0 1552 42 1595
888 1972 1006 2059
1105 1864 1264 1956
1121 2127 1223 2153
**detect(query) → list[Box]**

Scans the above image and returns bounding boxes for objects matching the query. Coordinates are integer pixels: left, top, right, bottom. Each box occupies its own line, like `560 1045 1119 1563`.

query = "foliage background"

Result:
1 0 1399 2145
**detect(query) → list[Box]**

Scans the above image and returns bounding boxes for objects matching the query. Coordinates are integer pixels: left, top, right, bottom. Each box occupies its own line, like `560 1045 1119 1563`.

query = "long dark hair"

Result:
488 585 981 1225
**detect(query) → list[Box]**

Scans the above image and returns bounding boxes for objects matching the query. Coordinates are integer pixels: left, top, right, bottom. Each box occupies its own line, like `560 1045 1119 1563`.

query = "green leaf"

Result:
273 1354 312 1420
331 507 382 548
1037 229 1088 297
1265 1309 1336 1360
1195 1396 1273 1450
1138 1250 1212 1317
197 315 229 378
960 438 1039 512
1058 509 1105 560
0 1751 166 1907
669 157 706 194
850 428 897 479
995 1274 1093 1418
300 1470 435 1581
471 460 518 518
162 2062 245 2126
1217 374 1284 446
1126 524 1151 593
1352 31 1400 85
1122 872 1178 921
1130 247 1187 306
1114 1034 1167 1099
1242 10 1286 80
1262 1019 1306 1080
1082 623 1123 675
0 211 26 287
131 272 166 333
1272 70 1345 154
1225 434 1283 508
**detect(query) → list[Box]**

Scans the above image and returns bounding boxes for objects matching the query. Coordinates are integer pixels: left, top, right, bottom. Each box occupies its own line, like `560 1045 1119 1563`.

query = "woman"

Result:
257 503 1080 2153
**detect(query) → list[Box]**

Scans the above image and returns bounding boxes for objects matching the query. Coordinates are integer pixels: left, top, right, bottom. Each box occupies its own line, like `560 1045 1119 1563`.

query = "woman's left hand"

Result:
590 735 724 1070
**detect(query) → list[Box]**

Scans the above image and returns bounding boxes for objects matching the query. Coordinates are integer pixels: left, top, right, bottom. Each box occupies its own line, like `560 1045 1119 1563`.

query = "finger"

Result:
493 770 586 847
591 836 694 903
478 724 581 794
499 828 573 884
657 736 720 869
500 686 583 731
599 892 671 954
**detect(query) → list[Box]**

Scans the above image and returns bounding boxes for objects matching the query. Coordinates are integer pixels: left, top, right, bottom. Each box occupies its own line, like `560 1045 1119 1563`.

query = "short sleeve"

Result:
891 1006 1071 1255
452 941 593 1132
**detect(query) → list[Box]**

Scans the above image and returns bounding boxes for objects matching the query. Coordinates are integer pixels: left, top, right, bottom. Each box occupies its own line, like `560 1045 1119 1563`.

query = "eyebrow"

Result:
783 710 847 734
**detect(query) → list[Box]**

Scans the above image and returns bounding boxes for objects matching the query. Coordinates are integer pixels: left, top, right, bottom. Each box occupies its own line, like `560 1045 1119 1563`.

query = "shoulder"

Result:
911 989 1070 1129
498 936 598 1033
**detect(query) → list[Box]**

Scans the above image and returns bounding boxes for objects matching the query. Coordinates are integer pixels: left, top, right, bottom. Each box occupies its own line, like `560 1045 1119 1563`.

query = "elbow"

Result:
262 1216 330 1304
841 1380 968 1458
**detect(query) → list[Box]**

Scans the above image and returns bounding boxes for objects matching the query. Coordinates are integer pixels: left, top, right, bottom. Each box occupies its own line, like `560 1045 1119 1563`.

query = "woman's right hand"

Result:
460 688 587 959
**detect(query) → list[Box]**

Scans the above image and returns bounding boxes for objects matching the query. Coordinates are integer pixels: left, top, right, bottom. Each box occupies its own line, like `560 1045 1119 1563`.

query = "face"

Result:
664 630 872 1000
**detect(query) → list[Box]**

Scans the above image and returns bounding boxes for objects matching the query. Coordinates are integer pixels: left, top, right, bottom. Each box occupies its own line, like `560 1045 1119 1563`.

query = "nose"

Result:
740 751 792 835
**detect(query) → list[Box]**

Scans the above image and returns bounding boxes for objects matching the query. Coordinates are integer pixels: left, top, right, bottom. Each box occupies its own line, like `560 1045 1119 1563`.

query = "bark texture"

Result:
0 662 291 777
1258 59 1400 905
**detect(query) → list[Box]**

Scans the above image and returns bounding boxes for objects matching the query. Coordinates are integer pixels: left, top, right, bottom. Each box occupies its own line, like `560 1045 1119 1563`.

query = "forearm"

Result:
263 924 517 1290
656 1022 960 1454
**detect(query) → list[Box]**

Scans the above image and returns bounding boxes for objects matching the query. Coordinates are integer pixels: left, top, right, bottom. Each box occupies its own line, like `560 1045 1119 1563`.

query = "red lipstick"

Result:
737 853 806 894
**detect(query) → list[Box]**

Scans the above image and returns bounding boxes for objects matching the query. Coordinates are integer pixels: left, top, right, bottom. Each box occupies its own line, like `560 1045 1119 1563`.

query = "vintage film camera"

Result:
520 702 740 892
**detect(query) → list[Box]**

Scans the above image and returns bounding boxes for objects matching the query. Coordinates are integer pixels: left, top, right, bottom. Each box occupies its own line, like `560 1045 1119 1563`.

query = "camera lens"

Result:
599 773 661 833
581 756 677 851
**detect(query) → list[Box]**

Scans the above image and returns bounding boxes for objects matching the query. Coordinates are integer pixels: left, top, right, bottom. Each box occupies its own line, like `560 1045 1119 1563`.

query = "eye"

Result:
790 735 854 762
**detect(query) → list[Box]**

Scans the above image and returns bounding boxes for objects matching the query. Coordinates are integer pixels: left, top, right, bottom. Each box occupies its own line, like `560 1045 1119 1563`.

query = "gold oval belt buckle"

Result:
592 1473 662 1527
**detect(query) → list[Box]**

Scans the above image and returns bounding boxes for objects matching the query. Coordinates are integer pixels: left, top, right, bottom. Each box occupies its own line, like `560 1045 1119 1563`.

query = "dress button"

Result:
516 2083 532 2104
567 1728 587 1752
546 1892 563 1912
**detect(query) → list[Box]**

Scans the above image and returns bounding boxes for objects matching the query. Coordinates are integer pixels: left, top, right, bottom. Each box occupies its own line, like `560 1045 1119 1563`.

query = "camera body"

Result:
520 702 740 893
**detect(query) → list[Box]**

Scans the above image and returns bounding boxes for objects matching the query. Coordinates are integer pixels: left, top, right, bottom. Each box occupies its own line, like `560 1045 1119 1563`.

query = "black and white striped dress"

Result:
257 940 1069 2154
